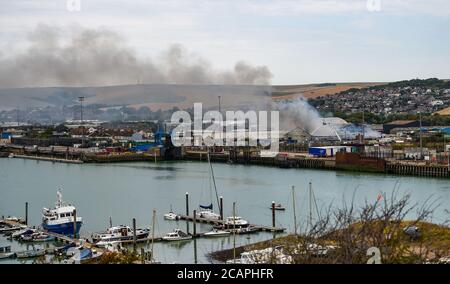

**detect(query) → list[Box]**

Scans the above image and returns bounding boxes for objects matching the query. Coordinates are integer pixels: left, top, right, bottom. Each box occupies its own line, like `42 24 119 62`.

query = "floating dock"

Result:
178 215 286 233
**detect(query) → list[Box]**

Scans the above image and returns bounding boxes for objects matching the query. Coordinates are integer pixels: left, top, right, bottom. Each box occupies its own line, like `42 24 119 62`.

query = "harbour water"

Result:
1 158 449 263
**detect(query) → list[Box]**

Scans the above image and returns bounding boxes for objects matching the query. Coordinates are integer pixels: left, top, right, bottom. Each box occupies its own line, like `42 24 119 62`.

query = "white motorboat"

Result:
203 228 230 237
12 228 36 239
69 248 103 264
21 232 55 242
162 229 192 241
163 212 179 220
196 209 221 220
0 224 26 234
92 225 149 245
227 226 259 234
16 248 46 258
225 216 249 228
0 245 15 259
3 216 25 224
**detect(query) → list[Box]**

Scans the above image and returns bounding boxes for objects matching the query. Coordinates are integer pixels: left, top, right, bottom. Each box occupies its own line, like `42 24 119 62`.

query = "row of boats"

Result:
1 150 284 256
0 242 102 263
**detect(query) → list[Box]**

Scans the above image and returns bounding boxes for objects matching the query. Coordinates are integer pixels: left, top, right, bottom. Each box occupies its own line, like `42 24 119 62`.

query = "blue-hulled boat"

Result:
42 190 82 236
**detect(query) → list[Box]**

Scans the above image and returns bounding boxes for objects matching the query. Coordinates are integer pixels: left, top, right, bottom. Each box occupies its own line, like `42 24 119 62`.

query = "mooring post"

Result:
272 201 276 228
185 192 189 216
140 247 145 264
132 218 137 252
194 238 198 264
25 202 28 225
73 209 77 239
193 209 197 237
219 196 224 220
185 192 190 234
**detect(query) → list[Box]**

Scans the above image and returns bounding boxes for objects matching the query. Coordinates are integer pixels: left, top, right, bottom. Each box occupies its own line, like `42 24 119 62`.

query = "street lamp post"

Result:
419 111 423 159
218 95 221 114
78 96 85 147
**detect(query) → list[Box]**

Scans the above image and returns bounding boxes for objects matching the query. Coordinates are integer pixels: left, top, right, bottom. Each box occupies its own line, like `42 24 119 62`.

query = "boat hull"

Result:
93 232 149 244
42 221 82 236
0 252 15 259
204 232 230 237
162 236 192 242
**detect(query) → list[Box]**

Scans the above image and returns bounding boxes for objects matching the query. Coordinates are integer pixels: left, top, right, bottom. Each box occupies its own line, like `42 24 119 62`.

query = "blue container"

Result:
309 147 327 157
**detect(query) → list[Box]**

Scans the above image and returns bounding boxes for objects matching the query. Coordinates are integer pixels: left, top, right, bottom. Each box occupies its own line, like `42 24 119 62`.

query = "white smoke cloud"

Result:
0 24 272 88
274 96 381 139
274 97 324 133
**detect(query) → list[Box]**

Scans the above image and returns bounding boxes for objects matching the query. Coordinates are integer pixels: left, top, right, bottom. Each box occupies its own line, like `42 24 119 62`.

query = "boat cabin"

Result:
0 245 11 253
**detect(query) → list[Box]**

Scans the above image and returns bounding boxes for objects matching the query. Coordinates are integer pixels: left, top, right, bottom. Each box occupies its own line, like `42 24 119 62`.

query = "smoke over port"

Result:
274 96 381 140
0 24 272 88
0 24 380 140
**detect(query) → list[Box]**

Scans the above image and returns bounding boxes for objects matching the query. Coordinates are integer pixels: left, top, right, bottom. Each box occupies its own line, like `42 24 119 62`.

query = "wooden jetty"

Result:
1 219 104 252
178 215 286 233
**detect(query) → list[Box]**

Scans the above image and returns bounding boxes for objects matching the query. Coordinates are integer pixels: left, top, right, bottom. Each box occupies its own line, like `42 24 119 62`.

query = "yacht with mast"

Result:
196 150 221 221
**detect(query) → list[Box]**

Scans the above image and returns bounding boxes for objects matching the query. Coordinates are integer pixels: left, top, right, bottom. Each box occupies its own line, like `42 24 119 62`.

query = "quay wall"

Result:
1 146 448 178
335 152 386 173
386 162 449 178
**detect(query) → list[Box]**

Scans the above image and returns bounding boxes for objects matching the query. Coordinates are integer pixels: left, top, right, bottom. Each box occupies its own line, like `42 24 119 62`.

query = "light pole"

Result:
362 111 365 143
78 96 85 147
218 95 221 114
418 111 423 159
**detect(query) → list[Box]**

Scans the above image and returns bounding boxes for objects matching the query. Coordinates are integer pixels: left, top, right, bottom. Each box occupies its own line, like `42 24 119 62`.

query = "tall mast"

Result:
309 182 313 231
207 149 221 212
292 185 297 235
233 201 236 263
150 209 156 262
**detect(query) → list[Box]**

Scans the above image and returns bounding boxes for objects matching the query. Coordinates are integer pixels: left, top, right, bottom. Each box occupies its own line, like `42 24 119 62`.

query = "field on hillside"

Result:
271 82 383 100
436 106 450 116
0 82 384 112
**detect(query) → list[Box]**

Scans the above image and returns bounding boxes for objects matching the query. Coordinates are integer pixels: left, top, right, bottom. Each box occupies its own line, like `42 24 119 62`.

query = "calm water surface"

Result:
0 158 449 263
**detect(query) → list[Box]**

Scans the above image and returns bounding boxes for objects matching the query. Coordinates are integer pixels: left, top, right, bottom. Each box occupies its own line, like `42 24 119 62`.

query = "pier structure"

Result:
177 215 286 233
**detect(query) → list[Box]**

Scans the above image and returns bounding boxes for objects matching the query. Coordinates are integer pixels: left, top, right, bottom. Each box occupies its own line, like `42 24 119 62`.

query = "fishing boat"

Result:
21 232 55 242
270 203 286 211
16 248 46 259
162 229 192 241
203 228 230 237
224 216 249 228
92 225 150 245
42 190 82 235
0 245 15 259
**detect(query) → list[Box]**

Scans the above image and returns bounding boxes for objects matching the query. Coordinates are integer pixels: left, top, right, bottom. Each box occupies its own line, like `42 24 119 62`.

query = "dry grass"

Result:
435 106 450 116
271 82 383 100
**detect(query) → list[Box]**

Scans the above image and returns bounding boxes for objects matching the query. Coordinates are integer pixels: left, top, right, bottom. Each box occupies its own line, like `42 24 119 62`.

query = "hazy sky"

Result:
1 0 449 85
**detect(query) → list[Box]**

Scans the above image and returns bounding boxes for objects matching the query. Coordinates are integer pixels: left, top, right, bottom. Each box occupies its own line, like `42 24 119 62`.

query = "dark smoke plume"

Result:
0 24 272 88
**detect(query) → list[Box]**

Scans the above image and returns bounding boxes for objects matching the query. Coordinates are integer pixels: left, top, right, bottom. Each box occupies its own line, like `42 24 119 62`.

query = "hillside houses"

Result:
311 85 450 115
